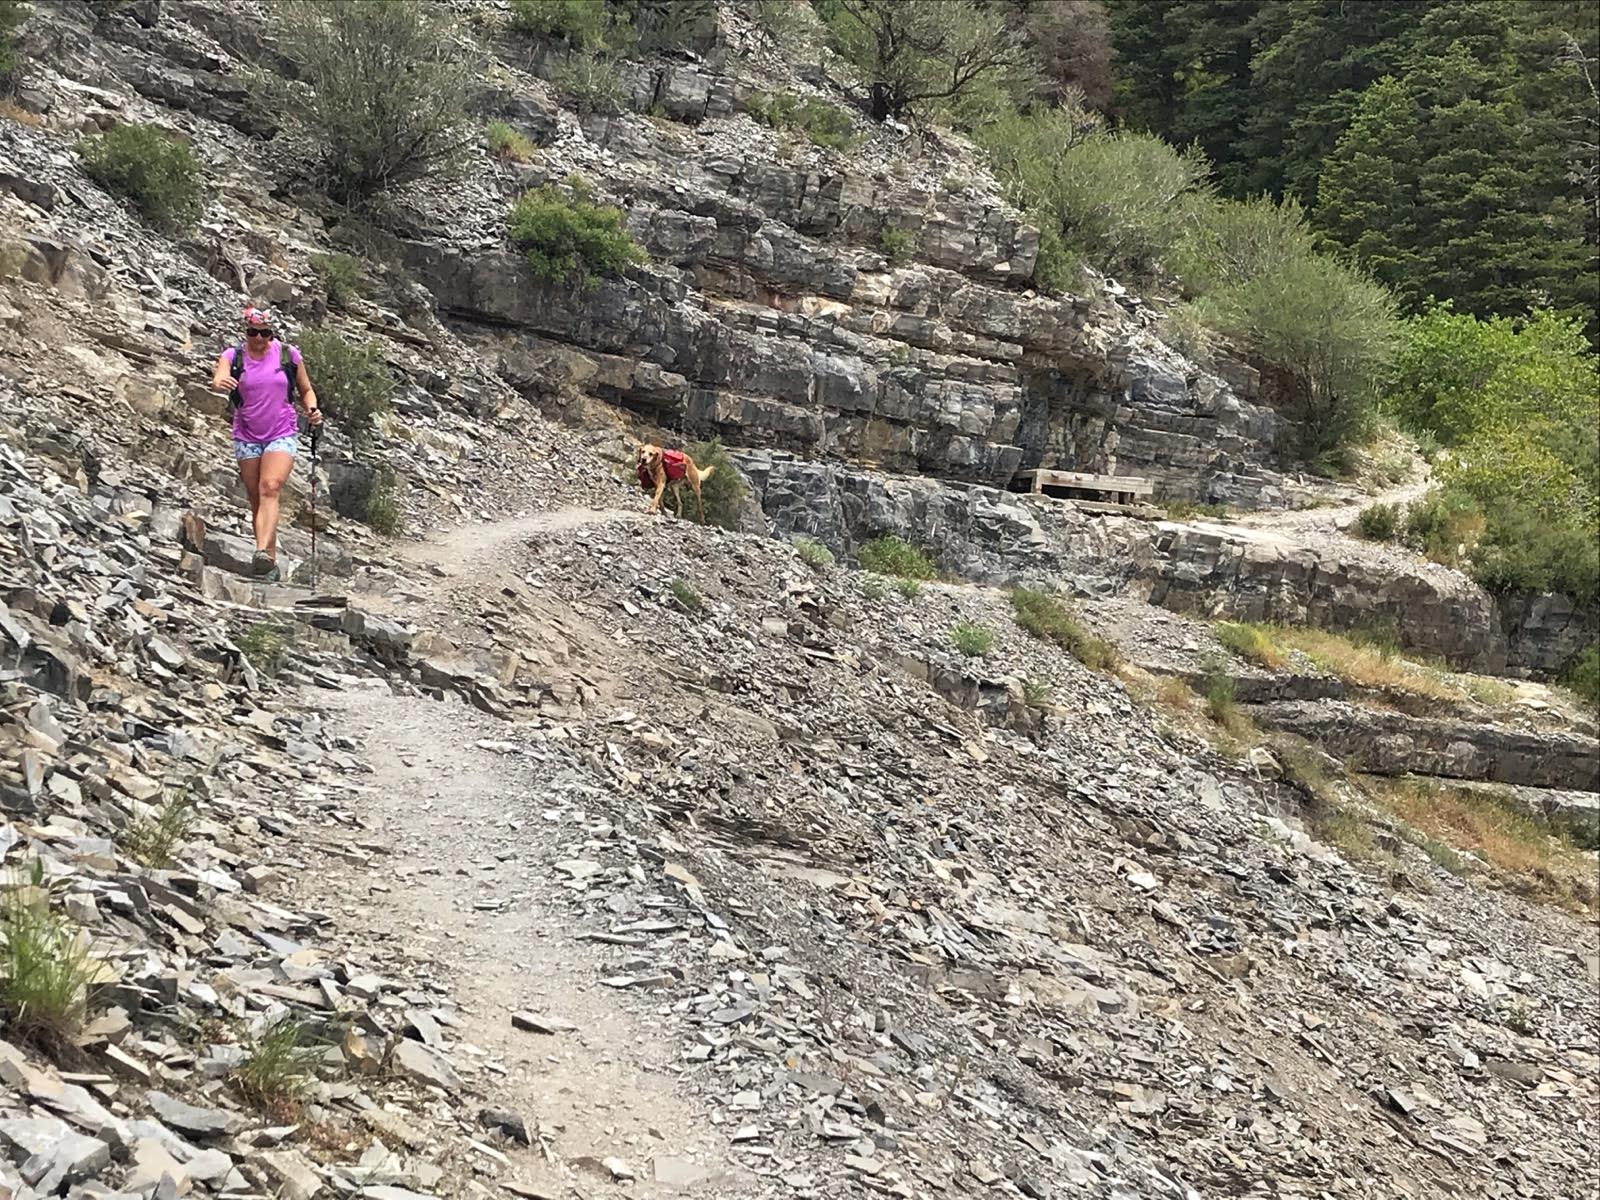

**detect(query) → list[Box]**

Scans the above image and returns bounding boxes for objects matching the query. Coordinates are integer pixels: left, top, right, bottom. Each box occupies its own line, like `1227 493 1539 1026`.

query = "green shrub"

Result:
685 438 748 531
235 1021 318 1113
1203 666 1239 726
893 577 922 598
1 864 98 1048
1022 677 1052 707
122 789 195 868
508 182 644 286
298 329 393 442
1347 617 1401 660
1 0 29 82
879 226 913 265
78 124 205 230
238 620 292 676
1357 502 1401 541
553 49 626 115
950 621 994 658
275 0 470 203
624 0 717 53
861 574 887 600
510 0 609 45
485 120 537 163
1562 644 1599 715
795 537 834 570
365 466 402 534
308 253 365 310
978 109 1207 281
1403 489 1484 566
857 535 936 580
669 577 702 613
1009 588 1119 671
746 89 855 150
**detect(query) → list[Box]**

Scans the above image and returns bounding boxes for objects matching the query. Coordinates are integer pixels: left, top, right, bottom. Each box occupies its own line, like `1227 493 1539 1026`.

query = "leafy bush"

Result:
950 621 994 657
795 537 834 570
78 124 205 230
1010 588 1119 671
0 0 28 83
669 577 702 613
1357 502 1400 541
309 253 365 310
298 330 393 442
485 120 537 163
879 226 913 265
1171 193 1316 296
685 438 748 531
893 577 922 598
857 535 936 580
365 466 402 534
1202 665 1239 727
1 865 98 1048
122 789 195 869
861 574 887 600
747 89 855 150
1159 302 1220 367
1403 489 1484 566
979 111 1206 281
275 0 470 203
553 49 626 115
1563 644 1599 715
1192 249 1396 458
508 181 644 286
1022 677 1053 707
510 0 609 46
819 0 1029 122
238 620 292 676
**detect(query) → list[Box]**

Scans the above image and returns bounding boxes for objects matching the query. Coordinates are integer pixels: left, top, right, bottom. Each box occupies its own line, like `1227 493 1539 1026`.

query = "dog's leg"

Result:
691 471 706 523
673 482 684 518
651 470 666 513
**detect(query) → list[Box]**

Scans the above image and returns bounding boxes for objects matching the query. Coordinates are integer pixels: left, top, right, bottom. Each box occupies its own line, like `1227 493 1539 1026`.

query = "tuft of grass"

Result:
309 252 366 310
861 575 887 601
1165 499 1229 522
795 537 834 570
746 89 855 150
857 535 936 581
1 863 99 1049
485 119 537 163
238 620 292 676
950 622 994 658
893 577 921 598
1202 663 1249 735
1504 998 1534 1036
1022 677 1052 707
1214 621 1286 670
122 789 195 869
1010 588 1120 672
234 1021 318 1117
669 578 702 613
365 466 403 535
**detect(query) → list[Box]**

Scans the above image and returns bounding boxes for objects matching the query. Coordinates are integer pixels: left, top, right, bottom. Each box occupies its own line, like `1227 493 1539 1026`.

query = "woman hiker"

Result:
209 306 322 583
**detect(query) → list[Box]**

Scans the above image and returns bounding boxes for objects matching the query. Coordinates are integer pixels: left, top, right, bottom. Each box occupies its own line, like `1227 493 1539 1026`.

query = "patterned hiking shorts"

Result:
233 435 298 461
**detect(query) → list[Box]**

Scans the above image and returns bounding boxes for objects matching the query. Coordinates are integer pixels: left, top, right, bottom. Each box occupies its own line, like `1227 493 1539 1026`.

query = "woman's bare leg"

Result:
253 450 295 560
239 456 262 530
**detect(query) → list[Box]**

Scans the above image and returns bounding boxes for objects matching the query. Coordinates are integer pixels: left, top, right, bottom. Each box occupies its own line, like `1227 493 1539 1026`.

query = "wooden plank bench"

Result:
1010 468 1155 506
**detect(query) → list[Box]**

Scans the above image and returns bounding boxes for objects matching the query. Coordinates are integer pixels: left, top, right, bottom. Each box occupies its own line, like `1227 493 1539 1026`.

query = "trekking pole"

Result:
309 423 321 591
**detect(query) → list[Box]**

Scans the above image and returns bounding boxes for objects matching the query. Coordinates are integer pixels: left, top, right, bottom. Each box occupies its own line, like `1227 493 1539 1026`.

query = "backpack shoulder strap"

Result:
280 344 299 405
230 343 245 378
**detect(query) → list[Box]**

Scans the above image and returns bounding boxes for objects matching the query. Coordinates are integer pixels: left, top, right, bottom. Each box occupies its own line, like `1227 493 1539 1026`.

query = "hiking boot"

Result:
251 550 273 578
260 563 281 584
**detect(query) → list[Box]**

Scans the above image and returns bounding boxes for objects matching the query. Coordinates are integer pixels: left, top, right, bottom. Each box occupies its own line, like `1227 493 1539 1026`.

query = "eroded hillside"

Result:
0 3 1596 1200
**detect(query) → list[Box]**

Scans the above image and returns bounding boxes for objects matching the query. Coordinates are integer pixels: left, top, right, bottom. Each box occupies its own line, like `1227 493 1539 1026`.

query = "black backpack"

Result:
229 342 299 411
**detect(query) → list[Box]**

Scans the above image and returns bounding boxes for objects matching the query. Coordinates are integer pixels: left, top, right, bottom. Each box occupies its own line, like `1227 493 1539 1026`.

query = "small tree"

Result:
0 0 29 86
298 329 393 443
819 0 1028 122
275 0 472 203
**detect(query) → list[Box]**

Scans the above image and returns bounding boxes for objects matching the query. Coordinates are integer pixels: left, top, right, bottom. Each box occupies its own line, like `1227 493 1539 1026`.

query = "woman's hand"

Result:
212 372 237 393
304 397 323 427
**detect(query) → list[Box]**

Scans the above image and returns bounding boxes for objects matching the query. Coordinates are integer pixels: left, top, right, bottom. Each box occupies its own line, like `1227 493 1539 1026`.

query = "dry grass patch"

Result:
1370 777 1595 911
1213 620 1510 707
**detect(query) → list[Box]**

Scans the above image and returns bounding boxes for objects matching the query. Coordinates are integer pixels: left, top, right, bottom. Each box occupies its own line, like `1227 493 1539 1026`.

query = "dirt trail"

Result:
301 508 753 1198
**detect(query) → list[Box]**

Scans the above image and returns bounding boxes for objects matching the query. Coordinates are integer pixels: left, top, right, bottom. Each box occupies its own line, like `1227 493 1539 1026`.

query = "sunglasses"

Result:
245 328 274 339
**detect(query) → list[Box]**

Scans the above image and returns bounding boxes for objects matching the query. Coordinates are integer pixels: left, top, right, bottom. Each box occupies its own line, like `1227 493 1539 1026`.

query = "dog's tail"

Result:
697 464 716 483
